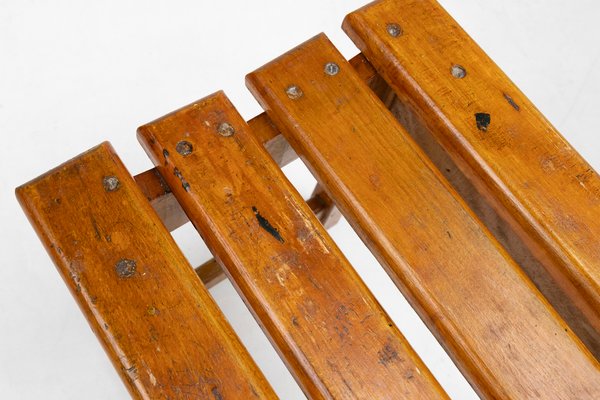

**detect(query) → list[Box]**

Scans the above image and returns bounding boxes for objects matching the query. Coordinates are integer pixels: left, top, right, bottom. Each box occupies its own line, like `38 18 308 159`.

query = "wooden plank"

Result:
246 33 600 399
15 142 276 400
137 91 448 399
343 0 600 357
132 54 378 234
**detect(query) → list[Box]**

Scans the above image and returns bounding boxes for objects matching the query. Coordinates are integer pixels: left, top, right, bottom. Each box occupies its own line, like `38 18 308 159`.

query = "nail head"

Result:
115 259 136 278
103 176 120 192
176 140 193 156
451 64 467 79
386 23 403 37
217 122 235 137
324 62 340 76
285 85 303 100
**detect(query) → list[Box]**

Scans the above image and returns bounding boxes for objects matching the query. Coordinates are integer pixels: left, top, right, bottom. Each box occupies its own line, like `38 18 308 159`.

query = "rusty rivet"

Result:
103 176 120 192
386 23 403 37
115 258 136 278
324 62 340 76
451 64 467 79
217 122 235 137
176 140 193 156
285 85 303 100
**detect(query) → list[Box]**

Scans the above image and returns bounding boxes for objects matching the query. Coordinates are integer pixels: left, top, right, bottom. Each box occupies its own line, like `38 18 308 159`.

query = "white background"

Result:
1 1 599 398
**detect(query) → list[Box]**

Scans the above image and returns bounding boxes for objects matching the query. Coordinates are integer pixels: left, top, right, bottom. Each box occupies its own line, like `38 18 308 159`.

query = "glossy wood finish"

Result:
132 54 379 291
132 54 377 235
246 33 600 399
15 143 276 400
343 0 600 357
138 91 448 399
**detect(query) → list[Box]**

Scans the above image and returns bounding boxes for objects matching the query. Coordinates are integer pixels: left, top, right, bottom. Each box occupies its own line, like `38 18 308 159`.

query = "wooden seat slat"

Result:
16 143 276 400
246 33 600 399
137 91 448 399
343 0 600 357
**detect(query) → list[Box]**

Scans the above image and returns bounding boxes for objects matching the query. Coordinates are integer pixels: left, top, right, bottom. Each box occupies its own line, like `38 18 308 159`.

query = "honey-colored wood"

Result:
343 0 600 357
132 54 377 234
138 91 448 399
15 143 276 400
246 33 600 399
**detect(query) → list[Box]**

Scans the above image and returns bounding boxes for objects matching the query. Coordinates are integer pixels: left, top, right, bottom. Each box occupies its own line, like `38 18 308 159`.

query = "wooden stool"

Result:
16 0 600 398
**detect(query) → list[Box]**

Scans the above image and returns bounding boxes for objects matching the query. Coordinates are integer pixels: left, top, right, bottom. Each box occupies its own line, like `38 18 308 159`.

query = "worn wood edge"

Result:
342 0 600 358
15 141 277 399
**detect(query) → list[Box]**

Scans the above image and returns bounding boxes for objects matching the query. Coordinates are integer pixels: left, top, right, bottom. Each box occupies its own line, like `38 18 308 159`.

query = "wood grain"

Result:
16 142 276 400
132 54 378 234
246 33 600 399
343 0 600 357
138 91 448 399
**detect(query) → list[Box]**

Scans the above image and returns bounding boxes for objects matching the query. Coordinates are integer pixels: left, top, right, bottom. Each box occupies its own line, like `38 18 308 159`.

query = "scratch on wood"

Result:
252 206 284 243
173 167 191 192
503 93 520 111
211 386 224 400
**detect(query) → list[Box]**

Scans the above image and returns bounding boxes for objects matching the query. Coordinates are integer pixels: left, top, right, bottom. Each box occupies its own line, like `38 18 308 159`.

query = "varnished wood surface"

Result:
138 91 448 399
132 54 377 235
15 143 276 400
343 0 600 357
246 33 600 399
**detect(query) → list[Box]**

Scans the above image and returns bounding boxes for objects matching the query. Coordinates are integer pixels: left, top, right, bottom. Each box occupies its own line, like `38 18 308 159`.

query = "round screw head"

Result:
451 64 467 79
324 62 340 76
285 85 303 100
176 140 193 156
217 122 235 137
103 176 120 192
115 259 136 278
386 23 403 37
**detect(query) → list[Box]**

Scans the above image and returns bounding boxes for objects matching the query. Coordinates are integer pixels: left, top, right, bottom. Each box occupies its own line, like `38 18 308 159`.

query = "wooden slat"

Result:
343 0 600 357
132 54 378 234
246 33 600 399
15 143 276 400
137 91 448 399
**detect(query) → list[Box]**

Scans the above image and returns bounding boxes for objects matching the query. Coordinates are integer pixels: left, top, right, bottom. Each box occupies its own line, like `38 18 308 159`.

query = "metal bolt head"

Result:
324 62 340 76
115 258 136 278
176 140 193 156
451 64 467 79
386 23 403 37
285 85 303 100
103 176 120 192
217 122 235 137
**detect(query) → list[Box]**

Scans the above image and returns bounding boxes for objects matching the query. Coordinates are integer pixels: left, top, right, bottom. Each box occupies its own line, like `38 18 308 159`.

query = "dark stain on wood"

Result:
252 206 284 243
378 342 399 366
475 112 491 132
